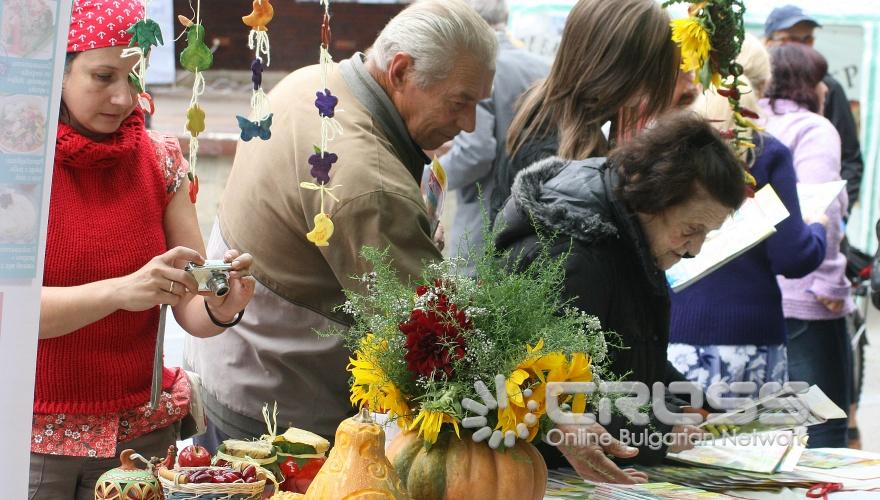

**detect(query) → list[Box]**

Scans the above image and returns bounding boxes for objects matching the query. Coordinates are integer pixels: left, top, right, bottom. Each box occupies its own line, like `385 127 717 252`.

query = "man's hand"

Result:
556 423 648 484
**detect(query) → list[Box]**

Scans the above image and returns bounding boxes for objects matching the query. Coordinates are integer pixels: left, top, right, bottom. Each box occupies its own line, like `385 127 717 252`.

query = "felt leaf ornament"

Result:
306 213 334 247
180 24 213 72
236 114 273 141
126 19 164 55
242 0 274 31
186 104 206 137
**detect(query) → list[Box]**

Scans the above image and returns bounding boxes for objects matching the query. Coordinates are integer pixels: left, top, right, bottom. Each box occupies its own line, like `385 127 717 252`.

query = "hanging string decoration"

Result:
178 4 212 204
301 0 344 247
122 0 163 115
238 0 274 141
664 0 760 194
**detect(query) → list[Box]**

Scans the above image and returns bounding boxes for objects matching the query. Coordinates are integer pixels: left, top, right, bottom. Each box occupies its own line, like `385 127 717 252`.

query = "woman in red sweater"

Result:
29 1 255 497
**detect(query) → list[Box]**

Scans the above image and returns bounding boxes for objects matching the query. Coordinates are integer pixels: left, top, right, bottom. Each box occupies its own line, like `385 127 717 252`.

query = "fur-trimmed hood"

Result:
495 156 620 247
495 155 666 293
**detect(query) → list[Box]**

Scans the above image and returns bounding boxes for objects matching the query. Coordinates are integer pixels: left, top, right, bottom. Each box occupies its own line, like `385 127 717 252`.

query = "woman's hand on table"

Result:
557 422 648 484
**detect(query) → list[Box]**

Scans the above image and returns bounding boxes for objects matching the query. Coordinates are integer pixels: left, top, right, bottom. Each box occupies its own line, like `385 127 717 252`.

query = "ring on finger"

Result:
168 280 175 294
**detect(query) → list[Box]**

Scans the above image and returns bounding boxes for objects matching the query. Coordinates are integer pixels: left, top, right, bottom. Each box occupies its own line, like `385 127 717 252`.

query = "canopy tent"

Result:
508 0 880 252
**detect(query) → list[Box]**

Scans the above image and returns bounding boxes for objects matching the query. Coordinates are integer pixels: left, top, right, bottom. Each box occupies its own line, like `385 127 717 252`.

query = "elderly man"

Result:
439 0 549 271
184 0 496 446
764 5 864 213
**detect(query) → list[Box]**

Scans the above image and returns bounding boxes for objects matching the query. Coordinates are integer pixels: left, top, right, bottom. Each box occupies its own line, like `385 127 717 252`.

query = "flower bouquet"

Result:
330 243 612 499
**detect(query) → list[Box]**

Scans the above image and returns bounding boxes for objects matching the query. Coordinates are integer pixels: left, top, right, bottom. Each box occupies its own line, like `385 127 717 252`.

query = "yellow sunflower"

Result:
410 408 460 444
496 342 594 442
671 17 711 74
348 335 413 428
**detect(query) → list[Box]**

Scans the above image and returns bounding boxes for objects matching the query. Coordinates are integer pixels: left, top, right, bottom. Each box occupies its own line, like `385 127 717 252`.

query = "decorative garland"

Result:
664 0 759 193
178 0 213 203
238 0 273 142
122 0 162 116
301 0 343 247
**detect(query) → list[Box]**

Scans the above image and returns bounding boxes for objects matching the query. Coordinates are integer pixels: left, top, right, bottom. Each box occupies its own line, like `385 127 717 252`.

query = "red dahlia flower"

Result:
400 291 470 379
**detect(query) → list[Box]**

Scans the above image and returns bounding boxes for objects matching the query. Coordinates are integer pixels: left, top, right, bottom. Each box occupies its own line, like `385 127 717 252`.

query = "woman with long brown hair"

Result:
491 0 679 214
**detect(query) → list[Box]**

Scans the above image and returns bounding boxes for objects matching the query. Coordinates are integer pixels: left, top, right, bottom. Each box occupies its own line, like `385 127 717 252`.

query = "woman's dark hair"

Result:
610 111 746 214
60 52 79 123
765 43 828 113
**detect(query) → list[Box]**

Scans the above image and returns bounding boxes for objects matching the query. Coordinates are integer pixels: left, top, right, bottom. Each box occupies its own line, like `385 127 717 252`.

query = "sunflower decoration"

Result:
332 246 612 449
665 0 759 191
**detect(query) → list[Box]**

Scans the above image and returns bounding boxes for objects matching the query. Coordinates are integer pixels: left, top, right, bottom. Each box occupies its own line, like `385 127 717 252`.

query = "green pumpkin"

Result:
387 431 547 500
94 449 161 500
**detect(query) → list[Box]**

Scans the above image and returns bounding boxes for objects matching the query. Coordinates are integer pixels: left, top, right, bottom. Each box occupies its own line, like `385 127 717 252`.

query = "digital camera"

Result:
185 260 233 297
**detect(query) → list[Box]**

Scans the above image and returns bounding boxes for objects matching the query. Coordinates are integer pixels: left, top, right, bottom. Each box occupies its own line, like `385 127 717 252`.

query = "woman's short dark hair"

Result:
610 111 746 214
765 44 828 113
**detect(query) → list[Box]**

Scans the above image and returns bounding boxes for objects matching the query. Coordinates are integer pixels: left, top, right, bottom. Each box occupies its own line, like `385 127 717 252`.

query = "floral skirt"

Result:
667 343 788 398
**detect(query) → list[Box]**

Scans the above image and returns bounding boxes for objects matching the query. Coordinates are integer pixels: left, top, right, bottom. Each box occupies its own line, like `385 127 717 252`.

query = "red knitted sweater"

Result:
35 110 175 415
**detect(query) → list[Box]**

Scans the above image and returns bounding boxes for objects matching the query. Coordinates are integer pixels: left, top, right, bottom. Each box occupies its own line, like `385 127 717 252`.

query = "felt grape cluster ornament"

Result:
122 0 162 115
237 0 273 141
301 0 344 247
178 1 212 204
664 0 759 194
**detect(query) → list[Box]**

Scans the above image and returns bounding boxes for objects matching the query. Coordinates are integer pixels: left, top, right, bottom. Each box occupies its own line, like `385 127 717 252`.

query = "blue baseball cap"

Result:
764 5 821 38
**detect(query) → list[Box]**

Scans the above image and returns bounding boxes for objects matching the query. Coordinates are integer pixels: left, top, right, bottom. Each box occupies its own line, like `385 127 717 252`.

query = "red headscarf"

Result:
67 0 144 53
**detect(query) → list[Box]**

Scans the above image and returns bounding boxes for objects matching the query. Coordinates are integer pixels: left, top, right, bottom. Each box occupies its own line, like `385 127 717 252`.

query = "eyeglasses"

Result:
770 34 815 45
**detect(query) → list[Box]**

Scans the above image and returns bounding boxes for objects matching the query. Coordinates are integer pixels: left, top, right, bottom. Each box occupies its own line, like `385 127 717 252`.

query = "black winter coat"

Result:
495 156 686 465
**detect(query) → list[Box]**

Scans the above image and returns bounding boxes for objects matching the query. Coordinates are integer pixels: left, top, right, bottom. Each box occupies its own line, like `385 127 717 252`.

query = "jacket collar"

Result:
339 53 430 182
498 156 668 294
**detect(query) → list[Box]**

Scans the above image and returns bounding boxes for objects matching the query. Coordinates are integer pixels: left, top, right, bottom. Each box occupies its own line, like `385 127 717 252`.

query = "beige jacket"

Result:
184 55 442 439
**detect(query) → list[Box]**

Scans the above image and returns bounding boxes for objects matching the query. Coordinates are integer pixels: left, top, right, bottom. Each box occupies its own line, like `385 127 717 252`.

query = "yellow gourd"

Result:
304 408 410 500
386 431 547 500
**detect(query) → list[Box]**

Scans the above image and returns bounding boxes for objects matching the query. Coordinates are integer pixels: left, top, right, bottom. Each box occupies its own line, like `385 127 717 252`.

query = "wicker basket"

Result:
158 464 270 500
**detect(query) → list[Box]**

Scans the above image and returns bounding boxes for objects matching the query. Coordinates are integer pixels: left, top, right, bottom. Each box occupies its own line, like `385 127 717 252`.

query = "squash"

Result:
386 430 547 500
304 408 410 499
94 449 162 500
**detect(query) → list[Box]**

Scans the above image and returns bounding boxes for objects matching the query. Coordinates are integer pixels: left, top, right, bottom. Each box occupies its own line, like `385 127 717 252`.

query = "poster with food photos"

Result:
0 0 71 497
0 0 60 278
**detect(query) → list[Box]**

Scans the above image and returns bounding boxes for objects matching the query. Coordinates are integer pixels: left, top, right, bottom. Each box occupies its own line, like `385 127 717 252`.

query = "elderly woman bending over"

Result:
496 112 747 475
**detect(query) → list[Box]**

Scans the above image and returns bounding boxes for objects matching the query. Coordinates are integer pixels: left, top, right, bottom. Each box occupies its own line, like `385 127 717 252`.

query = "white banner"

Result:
0 0 71 495
145 0 175 85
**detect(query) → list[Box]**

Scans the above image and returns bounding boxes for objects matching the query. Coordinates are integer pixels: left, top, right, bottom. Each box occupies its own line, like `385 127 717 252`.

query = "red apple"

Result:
177 444 212 468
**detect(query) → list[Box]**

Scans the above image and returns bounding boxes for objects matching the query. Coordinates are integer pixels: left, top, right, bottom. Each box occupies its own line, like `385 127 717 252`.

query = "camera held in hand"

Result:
185 260 233 297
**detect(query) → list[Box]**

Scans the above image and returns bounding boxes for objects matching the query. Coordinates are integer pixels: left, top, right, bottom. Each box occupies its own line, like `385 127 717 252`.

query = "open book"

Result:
796 180 847 221
666 385 846 474
666 185 789 292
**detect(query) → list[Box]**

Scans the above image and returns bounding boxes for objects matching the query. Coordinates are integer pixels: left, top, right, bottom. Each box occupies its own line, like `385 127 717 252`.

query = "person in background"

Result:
184 0 496 450
760 43 853 448
494 0 679 218
31 0 255 497
672 69 699 108
764 5 863 213
440 0 550 272
668 34 827 396
496 112 746 472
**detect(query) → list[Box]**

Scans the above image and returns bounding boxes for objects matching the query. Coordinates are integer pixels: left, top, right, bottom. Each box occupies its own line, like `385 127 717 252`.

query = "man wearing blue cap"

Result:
765 5 863 214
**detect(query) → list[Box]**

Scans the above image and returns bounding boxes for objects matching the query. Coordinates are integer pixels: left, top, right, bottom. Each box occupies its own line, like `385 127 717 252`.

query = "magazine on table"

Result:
666 385 846 474
666 184 789 292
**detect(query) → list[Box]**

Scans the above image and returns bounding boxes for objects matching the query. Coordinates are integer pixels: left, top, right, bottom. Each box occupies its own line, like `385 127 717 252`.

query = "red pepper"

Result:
716 86 740 100
739 107 760 119
188 174 199 204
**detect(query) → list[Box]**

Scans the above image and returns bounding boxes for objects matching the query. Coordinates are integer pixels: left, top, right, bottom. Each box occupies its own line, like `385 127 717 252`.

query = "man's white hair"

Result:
465 0 509 27
368 0 497 88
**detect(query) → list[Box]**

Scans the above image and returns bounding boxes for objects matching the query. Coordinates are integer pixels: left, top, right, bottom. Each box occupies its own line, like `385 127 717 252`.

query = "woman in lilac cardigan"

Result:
760 43 852 448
